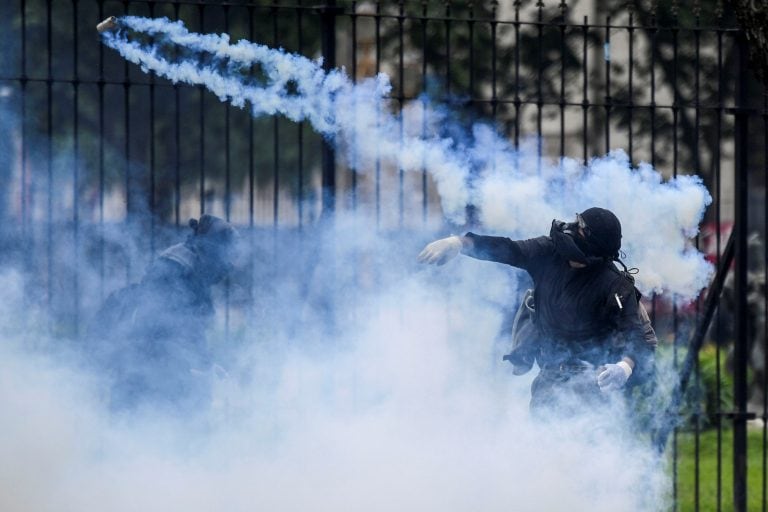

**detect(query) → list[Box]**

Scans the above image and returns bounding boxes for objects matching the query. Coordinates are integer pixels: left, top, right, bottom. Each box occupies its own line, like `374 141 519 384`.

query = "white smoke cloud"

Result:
469 135 713 300
101 16 713 301
0 246 671 511
0 14 709 512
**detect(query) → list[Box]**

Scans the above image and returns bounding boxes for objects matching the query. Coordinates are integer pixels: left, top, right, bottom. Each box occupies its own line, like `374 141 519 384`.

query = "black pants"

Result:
529 368 610 420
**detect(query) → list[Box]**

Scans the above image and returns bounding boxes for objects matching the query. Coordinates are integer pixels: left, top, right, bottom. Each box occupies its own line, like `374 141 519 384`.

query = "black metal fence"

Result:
1 1 767 510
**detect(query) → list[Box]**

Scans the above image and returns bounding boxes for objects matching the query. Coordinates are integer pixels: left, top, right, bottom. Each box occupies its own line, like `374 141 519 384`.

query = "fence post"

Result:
732 30 751 512
319 1 339 217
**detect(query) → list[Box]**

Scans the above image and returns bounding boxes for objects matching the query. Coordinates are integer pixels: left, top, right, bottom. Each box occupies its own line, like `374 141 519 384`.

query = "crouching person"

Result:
87 214 239 414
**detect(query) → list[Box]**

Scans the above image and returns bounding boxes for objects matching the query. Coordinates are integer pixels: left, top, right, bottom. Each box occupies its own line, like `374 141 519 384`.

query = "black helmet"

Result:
189 214 238 246
577 207 622 259
187 214 239 284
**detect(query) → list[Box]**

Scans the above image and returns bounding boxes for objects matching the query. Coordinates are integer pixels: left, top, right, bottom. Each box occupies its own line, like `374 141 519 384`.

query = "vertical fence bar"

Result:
248 5 255 229
123 0 132 282
374 1 381 226
558 3 566 160
147 2 156 242
604 15 611 153
223 3 231 341
148 3 156 256
581 16 588 165
694 11 702 180
444 1 451 96
648 12 659 356
762 83 768 512
513 2 521 148
468 3 475 100
198 3 205 216
490 1 497 123
351 0 358 212
715 20 724 512
715 20 724 511
627 11 634 162
20 0 27 243
97 0 105 299
732 31 751 512
420 0 428 224
672 16 679 182
693 8 702 511
297 2 305 226
466 1 477 226
535 1 543 162
491 0 498 175
398 0 405 227
320 0 338 218
72 0 80 336
173 3 180 228
272 2 280 229
46 0 53 325
672 7 681 505
649 14 657 170
247 4 256 329
224 5 231 223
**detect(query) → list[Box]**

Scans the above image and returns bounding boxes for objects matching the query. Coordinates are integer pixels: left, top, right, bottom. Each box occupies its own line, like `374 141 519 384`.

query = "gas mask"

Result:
550 219 590 265
551 209 622 265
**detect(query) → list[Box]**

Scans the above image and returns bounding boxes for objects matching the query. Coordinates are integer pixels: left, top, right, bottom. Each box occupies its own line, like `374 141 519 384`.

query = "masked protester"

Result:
87 214 239 414
418 207 656 419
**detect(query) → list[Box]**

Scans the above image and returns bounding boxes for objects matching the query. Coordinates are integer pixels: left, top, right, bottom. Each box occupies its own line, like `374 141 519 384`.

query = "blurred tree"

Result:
374 0 763 189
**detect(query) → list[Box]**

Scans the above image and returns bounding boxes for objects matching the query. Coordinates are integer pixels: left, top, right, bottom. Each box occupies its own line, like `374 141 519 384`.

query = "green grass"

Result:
673 426 767 511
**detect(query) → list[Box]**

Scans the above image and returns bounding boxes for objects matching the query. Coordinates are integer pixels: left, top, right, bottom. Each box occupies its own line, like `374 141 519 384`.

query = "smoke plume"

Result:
100 15 712 300
0 13 721 512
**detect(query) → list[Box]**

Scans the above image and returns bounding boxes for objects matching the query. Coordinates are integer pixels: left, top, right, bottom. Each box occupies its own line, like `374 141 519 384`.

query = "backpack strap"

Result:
606 262 658 350
607 260 643 301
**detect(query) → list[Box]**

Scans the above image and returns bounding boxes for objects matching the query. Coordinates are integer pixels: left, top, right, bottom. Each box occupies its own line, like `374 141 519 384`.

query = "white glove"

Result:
597 361 632 391
418 236 463 266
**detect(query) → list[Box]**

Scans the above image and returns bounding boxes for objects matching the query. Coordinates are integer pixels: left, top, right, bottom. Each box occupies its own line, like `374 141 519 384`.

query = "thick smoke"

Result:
101 15 712 300
0 228 670 512
0 14 720 512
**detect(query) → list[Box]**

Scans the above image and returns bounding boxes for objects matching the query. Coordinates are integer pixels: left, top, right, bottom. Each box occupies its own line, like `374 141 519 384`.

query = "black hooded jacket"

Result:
464 233 654 377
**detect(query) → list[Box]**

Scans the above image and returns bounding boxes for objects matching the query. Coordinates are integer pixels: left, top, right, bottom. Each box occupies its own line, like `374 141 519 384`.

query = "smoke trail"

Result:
101 15 712 301
100 16 471 222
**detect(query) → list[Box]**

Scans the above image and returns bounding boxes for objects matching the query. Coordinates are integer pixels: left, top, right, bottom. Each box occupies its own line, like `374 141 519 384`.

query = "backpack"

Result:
502 288 540 375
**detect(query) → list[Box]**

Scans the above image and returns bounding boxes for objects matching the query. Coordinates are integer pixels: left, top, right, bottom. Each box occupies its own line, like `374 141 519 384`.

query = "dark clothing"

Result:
464 233 655 413
88 243 216 413
530 367 609 417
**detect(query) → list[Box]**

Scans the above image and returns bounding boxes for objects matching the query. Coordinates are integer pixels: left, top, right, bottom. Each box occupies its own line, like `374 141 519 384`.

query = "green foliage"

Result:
696 344 735 428
675 428 767 512
672 343 734 431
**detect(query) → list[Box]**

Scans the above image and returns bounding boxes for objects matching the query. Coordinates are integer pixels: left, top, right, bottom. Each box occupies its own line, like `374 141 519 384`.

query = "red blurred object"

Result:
700 221 733 265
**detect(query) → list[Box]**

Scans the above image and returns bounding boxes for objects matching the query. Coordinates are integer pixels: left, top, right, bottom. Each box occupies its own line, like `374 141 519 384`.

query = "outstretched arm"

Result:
418 233 549 272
